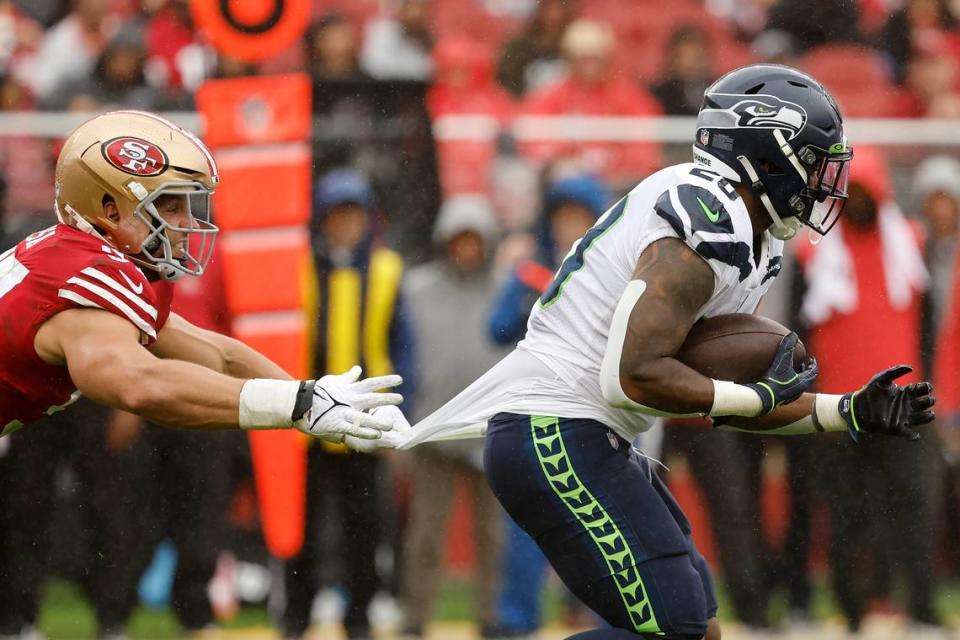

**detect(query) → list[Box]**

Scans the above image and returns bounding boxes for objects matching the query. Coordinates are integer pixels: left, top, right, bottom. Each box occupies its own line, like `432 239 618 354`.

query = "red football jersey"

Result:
0 224 174 435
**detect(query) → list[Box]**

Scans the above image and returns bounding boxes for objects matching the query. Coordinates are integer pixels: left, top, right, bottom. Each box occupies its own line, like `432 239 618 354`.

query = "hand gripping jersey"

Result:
0 225 174 436
404 163 785 446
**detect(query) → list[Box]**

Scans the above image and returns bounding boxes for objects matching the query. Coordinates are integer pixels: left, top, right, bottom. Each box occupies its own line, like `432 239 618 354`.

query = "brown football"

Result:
675 314 808 384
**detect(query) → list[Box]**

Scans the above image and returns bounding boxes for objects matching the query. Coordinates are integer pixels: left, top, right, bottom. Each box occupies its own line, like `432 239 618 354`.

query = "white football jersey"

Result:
405 163 785 446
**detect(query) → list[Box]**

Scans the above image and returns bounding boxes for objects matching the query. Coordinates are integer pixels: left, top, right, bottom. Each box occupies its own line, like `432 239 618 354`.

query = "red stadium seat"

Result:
832 85 912 118
611 3 751 83
799 44 894 95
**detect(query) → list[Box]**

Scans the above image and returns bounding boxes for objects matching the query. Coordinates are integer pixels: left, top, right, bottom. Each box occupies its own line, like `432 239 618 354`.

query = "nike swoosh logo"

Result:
119 270 144 294
697 196 721 223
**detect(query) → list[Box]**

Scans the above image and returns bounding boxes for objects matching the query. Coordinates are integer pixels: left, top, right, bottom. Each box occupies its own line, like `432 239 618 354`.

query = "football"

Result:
676 313 808 383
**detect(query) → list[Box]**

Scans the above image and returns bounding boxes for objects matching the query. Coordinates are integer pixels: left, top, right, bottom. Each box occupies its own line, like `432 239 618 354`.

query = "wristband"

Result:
238 379 302 429
710 380 763 417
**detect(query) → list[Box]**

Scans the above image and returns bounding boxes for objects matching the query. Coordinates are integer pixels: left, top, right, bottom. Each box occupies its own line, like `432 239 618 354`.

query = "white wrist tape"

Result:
238 379 301 429
710 380 763 417
813 393 846 432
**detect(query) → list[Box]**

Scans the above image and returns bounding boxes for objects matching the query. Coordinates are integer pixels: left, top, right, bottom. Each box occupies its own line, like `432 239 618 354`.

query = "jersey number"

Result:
0 249 28 438
690 167 739 202
0 248 28 301
540 196 628 307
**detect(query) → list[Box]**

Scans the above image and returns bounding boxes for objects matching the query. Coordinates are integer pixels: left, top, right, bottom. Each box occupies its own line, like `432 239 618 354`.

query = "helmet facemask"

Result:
733 130 852 240
129 181 218 282
794 140 852 236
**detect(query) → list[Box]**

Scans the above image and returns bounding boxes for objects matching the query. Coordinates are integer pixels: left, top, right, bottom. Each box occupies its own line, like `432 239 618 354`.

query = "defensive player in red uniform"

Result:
0 110 405 442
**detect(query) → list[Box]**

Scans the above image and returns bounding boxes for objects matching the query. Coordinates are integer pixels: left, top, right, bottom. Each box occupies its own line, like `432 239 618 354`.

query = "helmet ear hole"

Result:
101 194 120 222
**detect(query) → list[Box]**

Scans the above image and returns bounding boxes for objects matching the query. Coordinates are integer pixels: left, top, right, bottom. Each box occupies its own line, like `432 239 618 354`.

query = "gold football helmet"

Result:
55 110 219 281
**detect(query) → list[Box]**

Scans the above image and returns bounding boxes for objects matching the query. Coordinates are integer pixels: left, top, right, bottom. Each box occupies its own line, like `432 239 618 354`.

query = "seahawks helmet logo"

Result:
697 93 808 141
731 98 807 139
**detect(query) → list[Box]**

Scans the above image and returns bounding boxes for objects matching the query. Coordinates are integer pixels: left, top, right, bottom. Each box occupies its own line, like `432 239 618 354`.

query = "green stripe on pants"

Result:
530 415 661 634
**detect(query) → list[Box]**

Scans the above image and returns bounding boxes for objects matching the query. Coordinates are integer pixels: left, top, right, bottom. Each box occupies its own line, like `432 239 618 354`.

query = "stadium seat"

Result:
613 3 751 83
799 44 895 95
832 85 912 118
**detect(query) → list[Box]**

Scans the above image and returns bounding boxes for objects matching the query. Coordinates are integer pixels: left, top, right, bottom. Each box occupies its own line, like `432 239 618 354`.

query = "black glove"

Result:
745 333 819 415
840 364 935 442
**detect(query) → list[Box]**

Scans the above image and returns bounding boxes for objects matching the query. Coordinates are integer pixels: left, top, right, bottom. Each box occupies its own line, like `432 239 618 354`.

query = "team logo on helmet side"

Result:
102 137 168 177
730 97 807 139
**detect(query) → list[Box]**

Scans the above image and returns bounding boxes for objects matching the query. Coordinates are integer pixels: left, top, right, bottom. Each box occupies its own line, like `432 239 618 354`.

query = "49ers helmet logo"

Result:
102 137 168 176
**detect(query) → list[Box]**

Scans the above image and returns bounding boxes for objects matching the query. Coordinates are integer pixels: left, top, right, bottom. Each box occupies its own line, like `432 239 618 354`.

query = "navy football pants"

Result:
484 413 717 639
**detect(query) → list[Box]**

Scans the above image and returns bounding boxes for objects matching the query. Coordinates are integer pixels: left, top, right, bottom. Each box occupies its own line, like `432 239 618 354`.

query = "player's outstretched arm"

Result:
150 312 290 380
35 309 402 437
600 237 817 418
719 365 936 440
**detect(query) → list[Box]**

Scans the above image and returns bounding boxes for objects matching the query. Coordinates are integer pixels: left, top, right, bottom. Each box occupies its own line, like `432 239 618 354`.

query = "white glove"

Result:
296 366 403 440
344 405 413 452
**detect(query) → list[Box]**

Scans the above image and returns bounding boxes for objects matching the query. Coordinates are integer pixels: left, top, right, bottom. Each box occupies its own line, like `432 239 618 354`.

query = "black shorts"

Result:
484 413 717 638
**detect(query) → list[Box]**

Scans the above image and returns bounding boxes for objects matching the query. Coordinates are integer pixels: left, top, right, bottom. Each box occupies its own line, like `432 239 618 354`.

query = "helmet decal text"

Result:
101 137 169 177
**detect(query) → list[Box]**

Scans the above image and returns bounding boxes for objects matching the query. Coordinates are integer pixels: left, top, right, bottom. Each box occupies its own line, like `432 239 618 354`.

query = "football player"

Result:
0 111 405 443
393 65 937 640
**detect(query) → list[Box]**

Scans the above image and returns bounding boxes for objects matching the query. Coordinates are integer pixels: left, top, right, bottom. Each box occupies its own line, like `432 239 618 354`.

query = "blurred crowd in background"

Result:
2 0 960 638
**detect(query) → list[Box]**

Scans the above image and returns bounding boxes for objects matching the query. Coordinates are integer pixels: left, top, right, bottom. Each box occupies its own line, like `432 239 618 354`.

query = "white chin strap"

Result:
736 155 802 240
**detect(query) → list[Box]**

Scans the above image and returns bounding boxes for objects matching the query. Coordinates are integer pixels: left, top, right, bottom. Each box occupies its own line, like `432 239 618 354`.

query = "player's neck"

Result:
734 183 771 240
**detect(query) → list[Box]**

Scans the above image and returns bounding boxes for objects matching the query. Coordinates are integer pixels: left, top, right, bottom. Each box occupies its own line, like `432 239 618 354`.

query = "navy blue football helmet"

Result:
693 64 852 239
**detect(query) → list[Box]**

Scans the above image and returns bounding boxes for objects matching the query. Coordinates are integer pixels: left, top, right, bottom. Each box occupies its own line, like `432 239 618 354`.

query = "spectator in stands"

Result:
306 13 369 82
881 0 959 84
308 12 441 261
751 29 801 65
797 146 941 635
650 26 714 116
763 0 863 52
496 0 575 98
901 39 960 117
16 0 118 101
918 157 960 465
916 156 960 376
488 174 606 637
490 174 606 345
401 194 508 639
284 168 416 640
428 36 515 196
43 27 160 111
520 19 663 189
361 0 434 81
0 2 42 72
144 0 211 91
0 73 53 214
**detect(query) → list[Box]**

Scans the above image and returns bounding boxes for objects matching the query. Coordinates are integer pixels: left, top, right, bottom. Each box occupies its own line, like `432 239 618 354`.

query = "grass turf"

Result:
35 576 960 639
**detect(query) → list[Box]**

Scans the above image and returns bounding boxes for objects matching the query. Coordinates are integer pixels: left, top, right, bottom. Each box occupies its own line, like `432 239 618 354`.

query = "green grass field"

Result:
34 577 960 639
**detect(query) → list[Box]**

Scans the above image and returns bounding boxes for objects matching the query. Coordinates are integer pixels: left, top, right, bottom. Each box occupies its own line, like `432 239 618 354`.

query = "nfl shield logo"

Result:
698 129 710 146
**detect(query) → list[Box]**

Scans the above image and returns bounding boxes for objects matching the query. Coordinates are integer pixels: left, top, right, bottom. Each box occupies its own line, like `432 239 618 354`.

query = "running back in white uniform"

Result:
402 163 785 447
